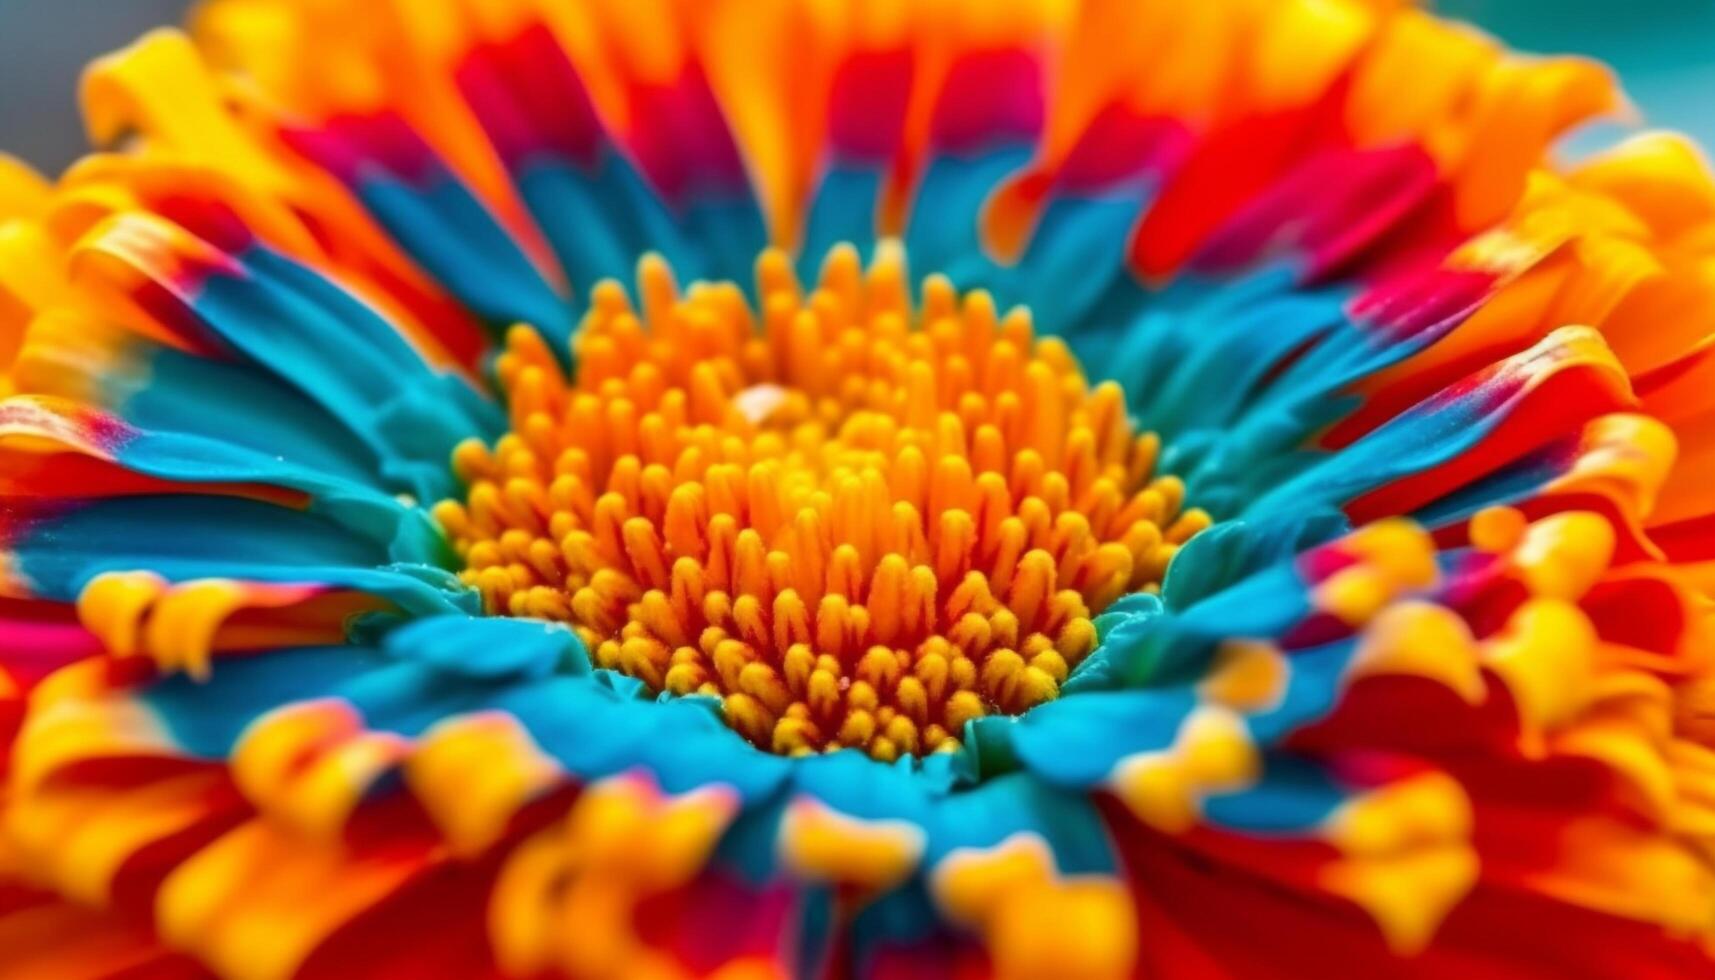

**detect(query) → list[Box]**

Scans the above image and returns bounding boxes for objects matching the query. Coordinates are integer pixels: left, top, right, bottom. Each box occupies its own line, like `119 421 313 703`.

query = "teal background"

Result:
0 0 1710 171
1441 0 1715 156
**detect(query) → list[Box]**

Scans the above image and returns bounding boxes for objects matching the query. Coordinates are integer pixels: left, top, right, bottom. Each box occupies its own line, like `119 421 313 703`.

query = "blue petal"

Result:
349 171 569 334
8 494 466 616
190 245 504 500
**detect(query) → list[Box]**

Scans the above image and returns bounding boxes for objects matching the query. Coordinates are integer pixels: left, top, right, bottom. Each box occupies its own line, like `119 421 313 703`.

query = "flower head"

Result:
4 1 1715 978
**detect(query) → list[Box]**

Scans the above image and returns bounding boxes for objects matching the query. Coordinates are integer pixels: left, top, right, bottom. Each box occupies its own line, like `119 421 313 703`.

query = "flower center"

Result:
434 244 1208 759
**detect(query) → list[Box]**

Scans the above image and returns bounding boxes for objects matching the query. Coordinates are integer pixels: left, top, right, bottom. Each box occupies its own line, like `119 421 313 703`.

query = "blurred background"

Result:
0 0 1711 174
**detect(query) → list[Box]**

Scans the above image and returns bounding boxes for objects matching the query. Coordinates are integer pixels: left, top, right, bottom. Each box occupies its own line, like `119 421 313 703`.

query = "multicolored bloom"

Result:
4 0 1715 976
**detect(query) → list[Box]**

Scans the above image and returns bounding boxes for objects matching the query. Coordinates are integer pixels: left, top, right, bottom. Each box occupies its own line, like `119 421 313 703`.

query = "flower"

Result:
4 1 1715 977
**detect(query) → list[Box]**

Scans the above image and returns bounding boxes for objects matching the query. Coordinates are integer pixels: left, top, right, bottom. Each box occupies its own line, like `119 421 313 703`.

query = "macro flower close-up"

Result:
5 0 1715 976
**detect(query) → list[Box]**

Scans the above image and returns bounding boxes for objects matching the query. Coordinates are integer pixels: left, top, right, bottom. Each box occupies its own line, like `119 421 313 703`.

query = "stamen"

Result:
435 243 1208 758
